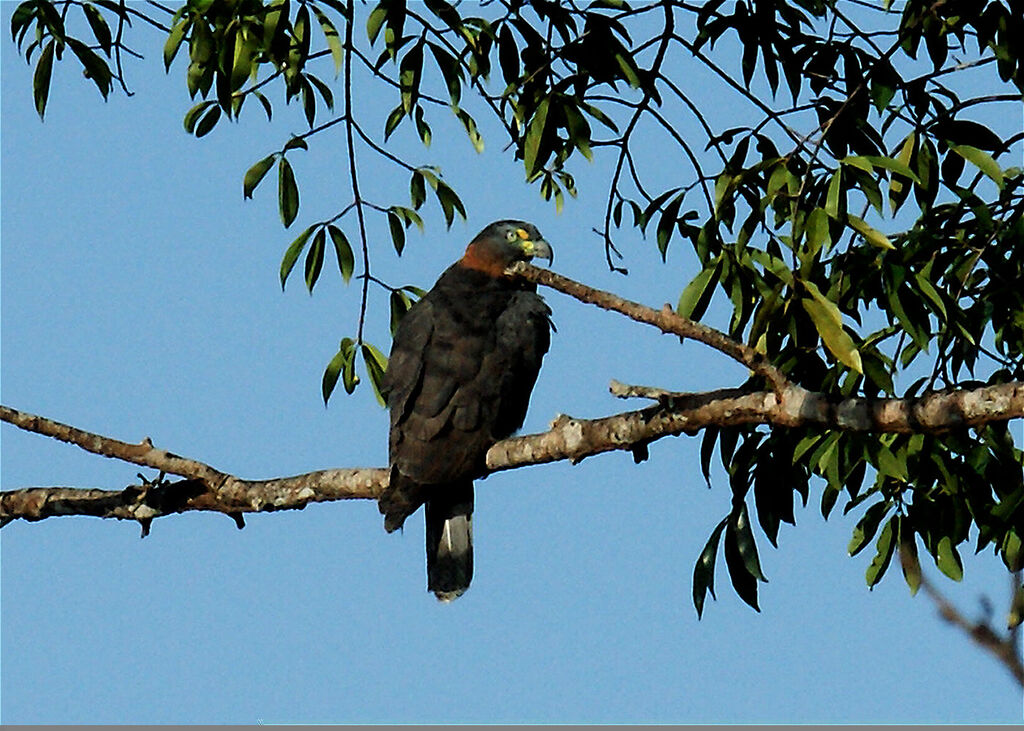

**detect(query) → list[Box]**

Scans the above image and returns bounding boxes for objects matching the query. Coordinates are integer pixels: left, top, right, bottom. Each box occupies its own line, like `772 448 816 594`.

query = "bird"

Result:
378 220 554 601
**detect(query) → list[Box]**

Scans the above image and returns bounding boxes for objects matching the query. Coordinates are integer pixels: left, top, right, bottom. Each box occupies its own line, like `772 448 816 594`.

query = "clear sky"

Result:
2 2 1022 724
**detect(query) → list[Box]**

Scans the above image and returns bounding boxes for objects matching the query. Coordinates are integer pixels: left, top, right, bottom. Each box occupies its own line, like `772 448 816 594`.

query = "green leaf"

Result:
656 193 684 261
230 29 256 93
693 518 727 619
1001 530 1022 573
414 106 432 146
327 225 354 283
311 5 344 76
936 536 964 581
341 342 359 393
848 501 889 556
804 207 831 257
366 4 388 45
278 157 299 227
435 181 466 227
322 346 347 405
734 503 767 581
243 154 277 199
865 517 897 588
841 155 875 174
862 154 920 183
194 104 221 138
497 23 518 84
82 3 112 55
888 133 916 215
700 428 718 488
164 18 189 70
869 58 898 111
580 101 618 133
800 283 862 373
613 51 641 88
876 444 908 482
724 521 760 611
429 43 462 104
391 205 423 231
523 97 550 177
825 168 843 218
361 342 389 407
900 532 921 596
384 105 404 140
390 290 412 334
284 136 309 152
304 227 325 292
387 210 405 255
949 144 1004 189
677 261 719 321
183 102 212 134
66 38 111 99
747 249 794 287
847 214 894 250
455 108 484 153
399 41 424 114
32 39 55 120
253 90 273 121
280 225 315 289
410 171 426 209
10 2 36 46
914 268 946 319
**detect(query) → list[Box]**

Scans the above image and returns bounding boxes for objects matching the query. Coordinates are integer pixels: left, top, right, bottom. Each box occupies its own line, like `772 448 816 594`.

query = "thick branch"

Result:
3 381 1021 526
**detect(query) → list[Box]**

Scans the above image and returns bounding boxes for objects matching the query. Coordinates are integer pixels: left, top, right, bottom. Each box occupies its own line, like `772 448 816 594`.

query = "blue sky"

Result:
2 2 1022 723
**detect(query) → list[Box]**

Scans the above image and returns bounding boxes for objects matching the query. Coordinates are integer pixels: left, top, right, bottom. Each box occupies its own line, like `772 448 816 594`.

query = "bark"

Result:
3 380 1021 526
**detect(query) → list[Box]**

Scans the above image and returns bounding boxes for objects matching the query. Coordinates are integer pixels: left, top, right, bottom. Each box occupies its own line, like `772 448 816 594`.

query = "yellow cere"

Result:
516 228 530 240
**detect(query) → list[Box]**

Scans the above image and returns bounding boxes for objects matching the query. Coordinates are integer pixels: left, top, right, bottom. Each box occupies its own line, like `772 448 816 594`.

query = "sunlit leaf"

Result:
936 536 963 581
847 214 894 250
361 342 389 407
801 282 862 372
949 144 1004 188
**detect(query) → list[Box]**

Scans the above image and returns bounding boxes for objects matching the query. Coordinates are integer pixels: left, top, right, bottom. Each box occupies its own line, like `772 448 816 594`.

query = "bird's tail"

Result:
424 481 474 602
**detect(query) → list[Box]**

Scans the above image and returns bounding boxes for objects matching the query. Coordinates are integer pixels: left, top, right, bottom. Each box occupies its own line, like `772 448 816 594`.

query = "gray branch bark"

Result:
3 380 1021 526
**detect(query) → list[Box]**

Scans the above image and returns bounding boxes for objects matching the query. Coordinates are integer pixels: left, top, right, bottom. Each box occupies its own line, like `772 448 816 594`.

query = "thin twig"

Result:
343 0 372 344
906 547 1024 688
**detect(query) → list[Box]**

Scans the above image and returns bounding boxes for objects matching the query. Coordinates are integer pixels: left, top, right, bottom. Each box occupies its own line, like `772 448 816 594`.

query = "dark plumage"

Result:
379 220 554 601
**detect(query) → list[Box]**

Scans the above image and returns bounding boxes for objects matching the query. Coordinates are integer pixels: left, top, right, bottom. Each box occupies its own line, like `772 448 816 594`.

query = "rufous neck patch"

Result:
459 240 510 278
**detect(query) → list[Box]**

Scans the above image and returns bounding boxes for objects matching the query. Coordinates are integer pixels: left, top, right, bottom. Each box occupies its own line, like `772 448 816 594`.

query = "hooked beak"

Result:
525 238 553 265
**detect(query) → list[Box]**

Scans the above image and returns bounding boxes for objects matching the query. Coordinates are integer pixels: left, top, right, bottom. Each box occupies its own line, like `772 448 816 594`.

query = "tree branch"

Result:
508 262 790 392
3 381 1021 526
904 547 1024 688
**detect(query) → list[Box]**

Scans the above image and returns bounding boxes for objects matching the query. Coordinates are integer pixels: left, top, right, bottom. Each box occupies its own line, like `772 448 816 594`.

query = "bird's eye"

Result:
506 229 518 242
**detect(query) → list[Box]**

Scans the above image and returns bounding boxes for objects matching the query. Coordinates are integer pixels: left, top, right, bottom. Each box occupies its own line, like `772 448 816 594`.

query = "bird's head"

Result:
460 220 553 277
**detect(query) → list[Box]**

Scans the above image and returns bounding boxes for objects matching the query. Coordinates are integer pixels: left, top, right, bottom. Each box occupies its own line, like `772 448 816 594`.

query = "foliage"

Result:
10 0 1023 616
